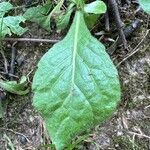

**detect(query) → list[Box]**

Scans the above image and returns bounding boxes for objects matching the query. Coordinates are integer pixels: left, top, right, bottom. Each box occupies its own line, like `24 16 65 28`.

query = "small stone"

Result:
18 135 27 145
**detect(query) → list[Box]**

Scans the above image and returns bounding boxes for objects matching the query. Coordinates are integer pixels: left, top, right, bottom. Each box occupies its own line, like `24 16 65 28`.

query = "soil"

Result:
0 1 150 150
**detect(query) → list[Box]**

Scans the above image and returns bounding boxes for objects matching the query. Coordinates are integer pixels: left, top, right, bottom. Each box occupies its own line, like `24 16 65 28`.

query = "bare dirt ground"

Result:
0 1 150 150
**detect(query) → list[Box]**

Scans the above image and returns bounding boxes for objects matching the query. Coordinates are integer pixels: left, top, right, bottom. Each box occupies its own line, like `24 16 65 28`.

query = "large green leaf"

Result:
32 11 120 150
139 0 150 14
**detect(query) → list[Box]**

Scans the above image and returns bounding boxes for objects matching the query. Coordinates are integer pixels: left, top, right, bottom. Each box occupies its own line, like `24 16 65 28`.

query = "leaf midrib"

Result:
71 11 80 92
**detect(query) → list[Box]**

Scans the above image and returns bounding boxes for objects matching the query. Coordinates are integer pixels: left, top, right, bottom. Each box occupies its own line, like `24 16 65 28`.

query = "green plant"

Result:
24 0 106 31
139 0 150 14
0 1 28 94
23 1 52 31
0 2 28 118
0 76 29 95
0 2 27 38
0 75 29 118
32 0 121 150
24 0 70 31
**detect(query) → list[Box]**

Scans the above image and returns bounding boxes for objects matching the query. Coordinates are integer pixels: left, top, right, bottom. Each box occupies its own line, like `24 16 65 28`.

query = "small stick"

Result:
121 0 130 5
104 12 110 31
9 42 17 80
107 19 142 54
2 38 59 43
108 0 128 49
117 30 149 67
128 131 150 139
0 128 30 143
0 71 19 79
0 50 8 74
0 90 6 101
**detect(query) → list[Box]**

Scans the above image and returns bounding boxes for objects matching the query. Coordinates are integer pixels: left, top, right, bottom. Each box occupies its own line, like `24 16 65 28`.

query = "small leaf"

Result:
0 2 13 17
32 11 120 150
24 0 64 31
47 0 64 29
0 16 27 37
23 3 51 31
0 18 11 37
0 2 27 37
84 13 100 28
56 3 74 30
0 76 29 95
71 0 85 9
139 0 150 14
84 0 106 14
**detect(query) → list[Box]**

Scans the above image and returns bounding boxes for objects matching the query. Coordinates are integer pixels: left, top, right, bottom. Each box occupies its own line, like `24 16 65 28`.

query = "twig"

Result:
117 29 149 67
0 90 6 101
128 131 150 139
2 38 59 43
107 19 142 54
0 72 18 79
104 11 110 31
0 128 30 143
108 0 128 49
121 0 130 5
9 42 17 81
0 50 8 74
0 74 6 80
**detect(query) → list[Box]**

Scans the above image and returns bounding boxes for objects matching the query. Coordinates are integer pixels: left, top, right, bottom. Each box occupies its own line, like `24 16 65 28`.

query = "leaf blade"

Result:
0 76 29 95
32 11 120 150
3 16 27 36
139 0 150 14
84 0 106 14
23 4 51 31
0 2 13 17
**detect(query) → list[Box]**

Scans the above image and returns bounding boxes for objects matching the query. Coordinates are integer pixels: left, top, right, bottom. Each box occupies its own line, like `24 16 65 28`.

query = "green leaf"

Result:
0 76 29 95
71 0 85 9
0 2 13 17
56 3 74 30
139 0 150 14
84 13 100 28
32 11 120 150
0 16 27 37
84 0 106 14
23 3 51 31
47 0 64 29
0 2 27 37
84 0 107 28
24 0 64 31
